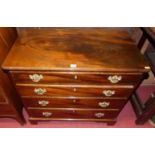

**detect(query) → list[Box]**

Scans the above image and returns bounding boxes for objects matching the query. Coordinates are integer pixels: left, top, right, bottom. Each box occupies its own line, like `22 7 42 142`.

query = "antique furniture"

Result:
2 28 150 125
129 27 155 125
0 27 25 124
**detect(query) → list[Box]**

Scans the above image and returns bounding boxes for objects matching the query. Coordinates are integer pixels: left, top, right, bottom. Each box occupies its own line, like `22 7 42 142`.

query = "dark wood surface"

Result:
22 97 126 109
2 28 150 125
2 28 149 72
11 71 143 85
27 108 119 119
0 27 25 124
16 84 133 98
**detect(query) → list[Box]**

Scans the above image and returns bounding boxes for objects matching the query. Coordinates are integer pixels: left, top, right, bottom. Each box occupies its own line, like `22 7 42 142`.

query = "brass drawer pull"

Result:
38 100 49 106
95 112 104 118
108 75 122 83
42 112 52 117
74 75 78 79
70 64 77 68
34 88 47 95
29 74 43 82
98 101 110 108
103 90 115 97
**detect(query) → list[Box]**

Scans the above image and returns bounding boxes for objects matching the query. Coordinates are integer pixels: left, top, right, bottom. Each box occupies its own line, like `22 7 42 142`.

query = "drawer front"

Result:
16 85 133 98
28 108 119 119
0 104 14 116
11 72 142 85
22 97 126 109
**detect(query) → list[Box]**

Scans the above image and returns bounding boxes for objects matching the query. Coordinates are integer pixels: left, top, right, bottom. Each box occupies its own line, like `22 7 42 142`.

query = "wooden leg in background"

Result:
130 92 155 125
137 33 146 49
136 93 155 124
149 115 155 126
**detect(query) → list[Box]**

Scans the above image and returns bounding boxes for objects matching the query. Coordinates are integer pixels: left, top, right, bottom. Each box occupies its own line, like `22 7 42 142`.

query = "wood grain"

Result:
11 71 142 85
16 85 133 98
2 28 150 125
2 28 149 72
22 97 126 109
27 108 119 119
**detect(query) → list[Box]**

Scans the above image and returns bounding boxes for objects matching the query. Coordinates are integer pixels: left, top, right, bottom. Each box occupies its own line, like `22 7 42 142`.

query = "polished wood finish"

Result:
28 108 119 119
2 28 149 125
16 85 133 98
3 28 148 72
0 28 25 124
29 118 117 125
22 97 126 109
11 71 142 85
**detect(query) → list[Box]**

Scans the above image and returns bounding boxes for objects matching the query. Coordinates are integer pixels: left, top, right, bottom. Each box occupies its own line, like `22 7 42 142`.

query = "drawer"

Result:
16 85 133 98
27 108 119 119
0 104 14 116
22 97 126 109
11 71 142 85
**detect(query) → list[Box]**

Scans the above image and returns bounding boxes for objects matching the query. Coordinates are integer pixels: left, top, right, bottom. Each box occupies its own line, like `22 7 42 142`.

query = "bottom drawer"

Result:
0 104 15 116
28 108 119 120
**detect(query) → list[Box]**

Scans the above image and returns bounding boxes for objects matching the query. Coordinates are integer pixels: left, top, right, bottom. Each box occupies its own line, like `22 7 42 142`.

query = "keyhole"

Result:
73 88 77 92
73 99 76 103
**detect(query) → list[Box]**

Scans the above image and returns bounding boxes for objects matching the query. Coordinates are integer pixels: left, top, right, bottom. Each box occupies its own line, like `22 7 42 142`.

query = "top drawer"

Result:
11 71 142 85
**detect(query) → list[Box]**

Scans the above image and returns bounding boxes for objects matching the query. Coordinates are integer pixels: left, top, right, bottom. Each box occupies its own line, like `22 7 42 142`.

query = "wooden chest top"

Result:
2 28 149 72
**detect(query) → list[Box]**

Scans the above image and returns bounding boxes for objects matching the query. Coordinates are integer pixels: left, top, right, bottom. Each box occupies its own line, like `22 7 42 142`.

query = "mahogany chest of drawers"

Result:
2 28 150 125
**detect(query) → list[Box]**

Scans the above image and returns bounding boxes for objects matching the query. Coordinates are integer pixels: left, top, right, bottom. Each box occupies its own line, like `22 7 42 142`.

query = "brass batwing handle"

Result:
98 101 110 108
103 90 115 97
34 88 47 95
42 112 52 117
108 75 122 83
29 74 43 82
95 112 104 118
38 100 49 106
